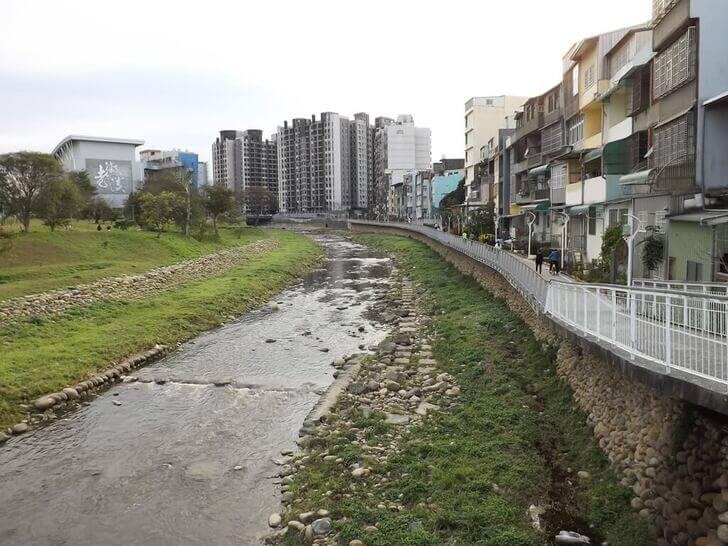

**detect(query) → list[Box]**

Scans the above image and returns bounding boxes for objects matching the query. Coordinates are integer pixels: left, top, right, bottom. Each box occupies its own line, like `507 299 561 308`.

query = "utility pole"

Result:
557 211 570 271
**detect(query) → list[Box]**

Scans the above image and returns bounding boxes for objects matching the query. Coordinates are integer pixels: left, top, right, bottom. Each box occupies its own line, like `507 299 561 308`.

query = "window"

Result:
609 208 629 226
654 27 696 99
571 65 579 97
567 114 584 145
584 64 596 89
686 260 703 282
588 206 597 235
654 112 694 168
542 123 563 154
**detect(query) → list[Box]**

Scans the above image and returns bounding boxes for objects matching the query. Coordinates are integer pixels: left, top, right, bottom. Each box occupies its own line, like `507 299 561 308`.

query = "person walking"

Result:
535 250 544 274
549 249 561 274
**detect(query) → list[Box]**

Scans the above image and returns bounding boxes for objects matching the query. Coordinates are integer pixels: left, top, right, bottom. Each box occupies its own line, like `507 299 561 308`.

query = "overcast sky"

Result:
1 0 650 165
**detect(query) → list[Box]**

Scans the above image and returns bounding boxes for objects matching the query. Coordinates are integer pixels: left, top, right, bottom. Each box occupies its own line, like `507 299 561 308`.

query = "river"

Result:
0 233 393 546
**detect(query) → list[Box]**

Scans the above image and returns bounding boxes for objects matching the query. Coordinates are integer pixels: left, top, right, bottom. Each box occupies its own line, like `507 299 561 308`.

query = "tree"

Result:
38 177 84 231
84 196 114 223
641 227 665 274
140 191 184 237
245 186 278 225
202 184 236 236
144 168 197 237
0 152 64 233
68 171 95 203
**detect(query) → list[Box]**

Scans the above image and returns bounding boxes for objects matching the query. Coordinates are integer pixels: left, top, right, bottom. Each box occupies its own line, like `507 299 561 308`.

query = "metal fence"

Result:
546 281 728 387
351 220 728 391
350 220 548 310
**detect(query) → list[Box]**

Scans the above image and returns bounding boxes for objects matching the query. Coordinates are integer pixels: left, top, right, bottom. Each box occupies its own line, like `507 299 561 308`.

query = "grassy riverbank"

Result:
284 233 649 545
0 229 321 430
0 220 266 300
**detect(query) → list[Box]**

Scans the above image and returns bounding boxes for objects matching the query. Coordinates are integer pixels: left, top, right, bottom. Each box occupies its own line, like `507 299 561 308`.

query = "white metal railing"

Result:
349 220 549 310
351 220 728 391
546 281 728 387
634 278 728 296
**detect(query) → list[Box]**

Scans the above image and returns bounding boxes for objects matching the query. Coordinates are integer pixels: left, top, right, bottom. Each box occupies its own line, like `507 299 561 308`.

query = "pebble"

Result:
11 422 29 434
268 513 282 528
351 468 370 478
287 520 305 531
310 517 332 535
112 400 123 406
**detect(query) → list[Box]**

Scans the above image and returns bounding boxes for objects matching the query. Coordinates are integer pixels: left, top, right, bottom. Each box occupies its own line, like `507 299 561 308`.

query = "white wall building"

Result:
52 135 144 208
464 96 527 204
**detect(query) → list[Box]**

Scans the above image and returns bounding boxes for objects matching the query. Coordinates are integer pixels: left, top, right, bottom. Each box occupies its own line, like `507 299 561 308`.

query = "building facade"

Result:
211 130 277 199
140 149 202 188
52 135 144 209
464 96 527 211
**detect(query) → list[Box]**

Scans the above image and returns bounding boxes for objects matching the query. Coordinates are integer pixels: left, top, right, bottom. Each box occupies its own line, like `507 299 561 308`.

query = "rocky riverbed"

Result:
263 278 463 545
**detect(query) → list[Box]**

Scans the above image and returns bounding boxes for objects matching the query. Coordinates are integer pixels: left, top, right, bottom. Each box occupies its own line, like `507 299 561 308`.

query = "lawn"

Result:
0 229 322 430
0 219 266 300
282 233 650 546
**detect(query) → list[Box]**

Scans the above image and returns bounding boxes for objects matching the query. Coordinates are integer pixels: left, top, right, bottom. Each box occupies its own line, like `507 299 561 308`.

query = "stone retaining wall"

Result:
352 224 728 546
0 239 279 324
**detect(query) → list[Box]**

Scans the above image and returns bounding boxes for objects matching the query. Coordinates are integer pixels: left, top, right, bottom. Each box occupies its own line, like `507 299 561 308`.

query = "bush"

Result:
113 219 136 231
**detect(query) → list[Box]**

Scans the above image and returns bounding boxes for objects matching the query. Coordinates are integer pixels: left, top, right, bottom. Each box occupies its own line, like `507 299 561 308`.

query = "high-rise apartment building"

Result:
211 129 277 197
373 117 394 219
277 112 373 214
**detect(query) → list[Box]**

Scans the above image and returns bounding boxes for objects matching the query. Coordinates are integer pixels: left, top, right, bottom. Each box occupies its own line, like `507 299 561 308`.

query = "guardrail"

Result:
349 221 549 311
350 220 728 391
634 279 728 296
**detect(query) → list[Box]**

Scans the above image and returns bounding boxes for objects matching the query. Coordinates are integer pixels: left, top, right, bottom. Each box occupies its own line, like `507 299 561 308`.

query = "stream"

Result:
0 232 393 546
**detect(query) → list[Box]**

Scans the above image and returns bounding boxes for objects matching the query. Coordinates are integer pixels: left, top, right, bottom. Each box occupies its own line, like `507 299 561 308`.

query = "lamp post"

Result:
494 211 500 246
557 211 569 271
625 213 645 287
526 211 536 258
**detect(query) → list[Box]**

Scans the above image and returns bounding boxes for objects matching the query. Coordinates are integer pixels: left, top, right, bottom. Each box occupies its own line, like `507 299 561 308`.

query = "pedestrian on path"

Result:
462 231 467 241
535 250 544 274
549 249 561 274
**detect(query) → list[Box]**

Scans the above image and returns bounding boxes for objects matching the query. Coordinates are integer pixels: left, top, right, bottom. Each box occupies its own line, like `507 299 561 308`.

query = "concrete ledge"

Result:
351 223 728 416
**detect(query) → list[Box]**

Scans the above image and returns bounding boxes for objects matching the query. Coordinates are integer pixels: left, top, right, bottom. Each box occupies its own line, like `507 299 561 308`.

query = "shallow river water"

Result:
0 233 392 546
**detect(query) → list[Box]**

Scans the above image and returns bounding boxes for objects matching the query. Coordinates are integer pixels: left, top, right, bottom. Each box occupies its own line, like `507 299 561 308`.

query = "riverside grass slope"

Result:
0 220 269 301
0 229 321 431
282 234 650 546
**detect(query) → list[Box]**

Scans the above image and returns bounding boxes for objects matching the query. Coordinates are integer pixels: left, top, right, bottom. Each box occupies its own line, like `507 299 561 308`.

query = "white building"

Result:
198 162 208 187
51 135 144 208
384 115 431 219
464 96 527 205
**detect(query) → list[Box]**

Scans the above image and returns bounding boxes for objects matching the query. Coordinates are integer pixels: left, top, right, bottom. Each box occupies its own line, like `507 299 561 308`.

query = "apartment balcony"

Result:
527 152 543 169
551 186 566 205
565 182 583 206
515 111 544 141
653 0 689 50
513 159 530 174
580 80 610 110
604 117 633 144
583 132 603 150
583 176 606 204
543 107 563 128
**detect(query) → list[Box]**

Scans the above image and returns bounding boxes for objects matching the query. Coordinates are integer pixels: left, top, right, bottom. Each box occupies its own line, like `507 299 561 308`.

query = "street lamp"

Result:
557 211 570 271
624 213 645 287
526 211 536 258
494 212 500 246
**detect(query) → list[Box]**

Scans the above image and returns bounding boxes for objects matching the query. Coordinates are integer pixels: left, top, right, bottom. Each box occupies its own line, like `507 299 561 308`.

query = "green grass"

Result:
282 234 650 546
0 219 266 300
0 229 322 430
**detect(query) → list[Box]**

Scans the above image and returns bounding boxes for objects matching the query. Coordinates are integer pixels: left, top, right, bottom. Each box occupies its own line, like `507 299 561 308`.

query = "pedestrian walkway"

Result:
349 220 728 396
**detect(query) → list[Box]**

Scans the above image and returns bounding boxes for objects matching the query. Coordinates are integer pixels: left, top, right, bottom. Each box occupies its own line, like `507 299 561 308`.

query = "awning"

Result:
568 205 590 215
655 103 696 129
668 210 728 226
619 169 654 185
704 91 728 108
520 201 551 211
603 137 630 175
528 164 549 177
583 147 603 164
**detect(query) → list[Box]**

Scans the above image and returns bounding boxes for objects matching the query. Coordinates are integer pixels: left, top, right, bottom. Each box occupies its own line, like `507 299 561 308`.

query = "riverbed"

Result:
0 233 393 546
